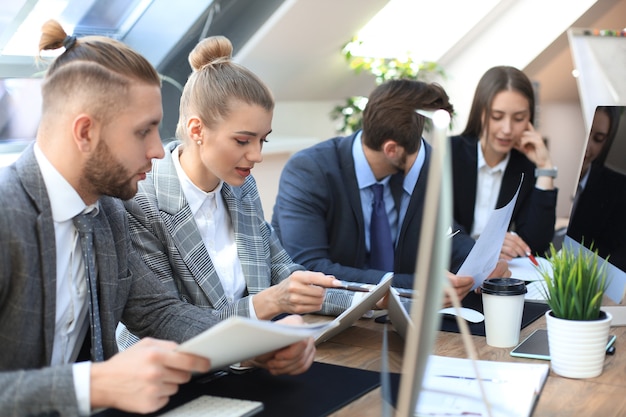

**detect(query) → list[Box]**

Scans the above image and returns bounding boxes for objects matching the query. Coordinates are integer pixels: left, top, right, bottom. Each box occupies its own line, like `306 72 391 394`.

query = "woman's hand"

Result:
514 122 555 190
500 231 531 260
242 315 316 376
253 271 341 319
514 122 552 168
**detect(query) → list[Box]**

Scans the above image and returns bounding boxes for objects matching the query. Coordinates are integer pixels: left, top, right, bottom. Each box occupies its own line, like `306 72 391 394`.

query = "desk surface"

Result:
308 311 626 417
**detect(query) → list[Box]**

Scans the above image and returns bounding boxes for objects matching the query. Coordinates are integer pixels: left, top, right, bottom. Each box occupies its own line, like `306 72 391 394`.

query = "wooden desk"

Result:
308 312 626 416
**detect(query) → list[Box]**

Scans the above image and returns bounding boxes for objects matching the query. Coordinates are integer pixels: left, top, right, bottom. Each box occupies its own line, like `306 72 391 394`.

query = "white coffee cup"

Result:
481 278 527 348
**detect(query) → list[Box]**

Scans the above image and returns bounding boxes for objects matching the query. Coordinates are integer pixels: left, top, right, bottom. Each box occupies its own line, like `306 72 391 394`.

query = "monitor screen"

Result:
393 110 452 416
565 105 626 303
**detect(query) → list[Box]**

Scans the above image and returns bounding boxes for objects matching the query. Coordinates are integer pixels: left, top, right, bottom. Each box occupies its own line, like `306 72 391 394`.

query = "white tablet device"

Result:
315 272 393 344
387 287 412 340
510 328 616 360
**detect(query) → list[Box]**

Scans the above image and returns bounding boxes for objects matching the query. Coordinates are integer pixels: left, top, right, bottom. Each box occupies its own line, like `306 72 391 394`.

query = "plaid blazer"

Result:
118 141 352 348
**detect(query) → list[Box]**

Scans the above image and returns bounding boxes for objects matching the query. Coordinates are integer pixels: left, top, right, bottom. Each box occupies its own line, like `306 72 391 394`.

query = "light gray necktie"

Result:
74 213 104 362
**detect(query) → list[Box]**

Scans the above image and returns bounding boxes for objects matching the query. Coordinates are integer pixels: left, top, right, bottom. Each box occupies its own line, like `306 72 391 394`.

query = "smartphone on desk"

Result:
510 329 616 360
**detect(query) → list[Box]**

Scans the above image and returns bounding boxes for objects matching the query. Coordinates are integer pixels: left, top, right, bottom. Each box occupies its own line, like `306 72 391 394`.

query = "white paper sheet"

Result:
458 177 523 291
417 355 549 417
507 256 552 282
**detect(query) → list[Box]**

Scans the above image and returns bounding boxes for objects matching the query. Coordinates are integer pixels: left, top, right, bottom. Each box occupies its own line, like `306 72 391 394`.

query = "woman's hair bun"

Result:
188 36 233 72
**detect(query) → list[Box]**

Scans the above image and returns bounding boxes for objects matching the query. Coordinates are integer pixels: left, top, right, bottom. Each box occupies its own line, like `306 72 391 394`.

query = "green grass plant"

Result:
538 243 610 321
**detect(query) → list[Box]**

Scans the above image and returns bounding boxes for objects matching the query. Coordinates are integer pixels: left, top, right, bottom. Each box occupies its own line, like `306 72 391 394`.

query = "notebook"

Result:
177 316 335 371
417 355 549 417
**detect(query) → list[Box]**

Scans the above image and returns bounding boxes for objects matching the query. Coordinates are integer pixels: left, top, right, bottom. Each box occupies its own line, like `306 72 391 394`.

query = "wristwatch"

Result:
535 167 558 178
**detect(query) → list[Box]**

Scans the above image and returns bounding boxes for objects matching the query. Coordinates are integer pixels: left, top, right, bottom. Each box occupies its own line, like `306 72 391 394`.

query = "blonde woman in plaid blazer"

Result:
118 36 357 349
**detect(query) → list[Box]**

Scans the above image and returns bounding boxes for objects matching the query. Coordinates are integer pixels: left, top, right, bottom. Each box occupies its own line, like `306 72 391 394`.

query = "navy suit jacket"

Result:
450 134 557 255
271 132 473 289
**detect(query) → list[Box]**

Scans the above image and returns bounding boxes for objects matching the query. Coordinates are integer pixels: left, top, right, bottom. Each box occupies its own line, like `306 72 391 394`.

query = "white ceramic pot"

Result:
545 310 612 379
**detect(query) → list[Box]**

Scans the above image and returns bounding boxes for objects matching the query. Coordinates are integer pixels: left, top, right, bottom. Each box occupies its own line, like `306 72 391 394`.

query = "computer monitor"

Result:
565 105 626 303
393 109 452 416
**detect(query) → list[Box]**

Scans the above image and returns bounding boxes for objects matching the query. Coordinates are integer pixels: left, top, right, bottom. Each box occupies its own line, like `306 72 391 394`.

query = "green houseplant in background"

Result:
330 38 446 135
538 242 612 378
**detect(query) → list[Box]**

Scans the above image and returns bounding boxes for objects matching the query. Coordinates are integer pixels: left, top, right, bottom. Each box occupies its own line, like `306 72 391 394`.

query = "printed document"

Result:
417 355 549 417
459 177 523 291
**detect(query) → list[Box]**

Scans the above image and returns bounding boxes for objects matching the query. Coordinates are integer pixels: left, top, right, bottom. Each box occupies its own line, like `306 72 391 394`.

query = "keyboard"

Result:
159 395 263 417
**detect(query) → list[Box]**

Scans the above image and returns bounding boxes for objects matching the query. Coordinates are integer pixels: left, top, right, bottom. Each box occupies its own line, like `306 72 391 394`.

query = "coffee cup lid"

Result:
481 278 527 295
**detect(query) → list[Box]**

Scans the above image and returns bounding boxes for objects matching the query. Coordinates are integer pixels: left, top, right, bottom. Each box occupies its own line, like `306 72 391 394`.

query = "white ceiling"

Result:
233 0 626 109
526 0 626 103
2 0 625 109
234 0 389 101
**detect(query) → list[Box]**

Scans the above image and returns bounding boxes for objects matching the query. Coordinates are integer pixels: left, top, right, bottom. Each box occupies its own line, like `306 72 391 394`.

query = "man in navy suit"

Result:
272 80 508 305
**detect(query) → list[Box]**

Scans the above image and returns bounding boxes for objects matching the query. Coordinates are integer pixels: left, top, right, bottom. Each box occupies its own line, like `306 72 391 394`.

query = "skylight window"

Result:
0 0 152 57
350 0 500 61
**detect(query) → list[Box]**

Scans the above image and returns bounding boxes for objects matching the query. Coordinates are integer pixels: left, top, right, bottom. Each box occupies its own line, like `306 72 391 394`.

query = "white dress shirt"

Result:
352 132 396 252
34 143 95 416
352 132 427 250
471 145 510 239
172 145 256 317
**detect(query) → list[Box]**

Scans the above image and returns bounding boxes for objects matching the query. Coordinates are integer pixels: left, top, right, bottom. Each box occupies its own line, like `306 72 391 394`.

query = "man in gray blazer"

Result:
0 22 315 416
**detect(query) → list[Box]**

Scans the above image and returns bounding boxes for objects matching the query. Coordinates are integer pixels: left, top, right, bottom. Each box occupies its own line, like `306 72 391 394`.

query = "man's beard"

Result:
392 151 408 173
82 139 140 201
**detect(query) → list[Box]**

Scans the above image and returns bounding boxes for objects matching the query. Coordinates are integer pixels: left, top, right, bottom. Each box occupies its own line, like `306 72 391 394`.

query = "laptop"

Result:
315 272 393 344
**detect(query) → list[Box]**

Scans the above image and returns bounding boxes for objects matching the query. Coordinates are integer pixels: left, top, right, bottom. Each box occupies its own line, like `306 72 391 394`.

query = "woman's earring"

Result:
197 140 202 146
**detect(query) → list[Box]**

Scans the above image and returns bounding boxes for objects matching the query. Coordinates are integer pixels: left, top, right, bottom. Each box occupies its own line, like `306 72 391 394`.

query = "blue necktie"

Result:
370 184 394 271
74 213 104 362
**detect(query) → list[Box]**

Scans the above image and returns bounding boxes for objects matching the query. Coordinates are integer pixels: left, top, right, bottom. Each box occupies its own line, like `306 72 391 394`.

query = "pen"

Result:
527 252 539 267
339 283 371 293
435 375 497 383
447 229 460 239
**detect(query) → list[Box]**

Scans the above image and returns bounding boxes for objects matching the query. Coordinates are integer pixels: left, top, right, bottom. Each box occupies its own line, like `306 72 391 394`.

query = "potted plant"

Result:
330 38 447 135
538 242 612 378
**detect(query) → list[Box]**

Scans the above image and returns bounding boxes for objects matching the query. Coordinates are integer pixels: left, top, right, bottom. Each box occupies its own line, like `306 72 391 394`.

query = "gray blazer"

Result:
0 145 221 416
118 142 351 348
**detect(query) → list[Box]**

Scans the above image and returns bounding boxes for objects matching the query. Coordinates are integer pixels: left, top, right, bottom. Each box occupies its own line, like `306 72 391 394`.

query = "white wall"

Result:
254 100 339 221
537 102 586 219
253 151 293 223
272 100 340 140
